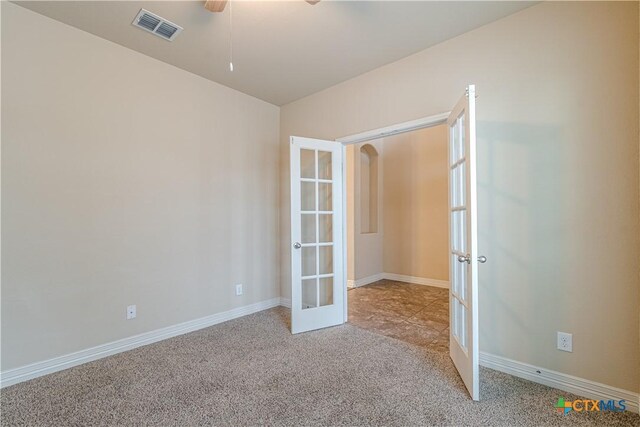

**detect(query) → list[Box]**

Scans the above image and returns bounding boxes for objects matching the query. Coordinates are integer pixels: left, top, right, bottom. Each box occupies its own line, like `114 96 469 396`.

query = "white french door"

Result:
290 136 344 334
448 85 482 400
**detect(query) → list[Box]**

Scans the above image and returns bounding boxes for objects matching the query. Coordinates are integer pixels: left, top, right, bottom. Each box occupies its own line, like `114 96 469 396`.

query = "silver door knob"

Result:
478 255 487 263
457 255 470 264
293 242 302 249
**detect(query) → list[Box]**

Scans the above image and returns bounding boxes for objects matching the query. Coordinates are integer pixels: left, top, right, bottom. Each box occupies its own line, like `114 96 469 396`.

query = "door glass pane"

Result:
319 277 333 307
302 279 318 309
318 182 332 211
458 166 465 207
301 213 316 244
458 164 466 207
301 182 316 211
302 246 316 277
318 151 332 180
300 149 316 179
450 169 457 206
452 167 458 206
456 166 463 207
459 260 467 301
452 298 467 350
460 303 467 350
318 245 333 275
318 214 333 243
452 299 459 339
453 165 465 207
451 253 459 294
453 260 469 300
459 210 466 253
452 211 460 252
461 259 467 298
450 124 458 164
452 210 467 253
451 213 458 253
458 114 465 161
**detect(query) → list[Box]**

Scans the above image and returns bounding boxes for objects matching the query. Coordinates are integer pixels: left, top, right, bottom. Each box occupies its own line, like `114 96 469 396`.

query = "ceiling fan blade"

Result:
204 0 228 12
306 1 321 4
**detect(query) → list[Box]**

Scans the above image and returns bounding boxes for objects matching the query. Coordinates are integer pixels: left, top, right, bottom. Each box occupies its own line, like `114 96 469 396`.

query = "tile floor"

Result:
347 279 450 352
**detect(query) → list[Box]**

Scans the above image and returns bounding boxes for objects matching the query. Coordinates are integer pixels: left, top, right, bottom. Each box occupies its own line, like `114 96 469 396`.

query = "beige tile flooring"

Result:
347 279 450 352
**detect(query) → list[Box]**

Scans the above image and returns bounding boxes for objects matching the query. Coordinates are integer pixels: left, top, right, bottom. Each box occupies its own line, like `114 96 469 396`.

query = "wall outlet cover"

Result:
235 284 243 296
127 305 136 320
557 331 572 352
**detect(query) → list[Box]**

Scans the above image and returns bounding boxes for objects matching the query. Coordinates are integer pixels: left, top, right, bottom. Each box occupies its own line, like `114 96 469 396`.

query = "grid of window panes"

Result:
299 149 334 310
450 113 468 351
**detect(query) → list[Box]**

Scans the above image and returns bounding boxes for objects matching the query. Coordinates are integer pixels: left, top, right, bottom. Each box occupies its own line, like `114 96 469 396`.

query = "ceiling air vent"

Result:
132 9 183 41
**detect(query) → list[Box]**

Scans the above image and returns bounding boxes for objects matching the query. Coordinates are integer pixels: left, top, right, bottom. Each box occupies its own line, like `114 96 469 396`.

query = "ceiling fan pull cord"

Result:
229 0 234 71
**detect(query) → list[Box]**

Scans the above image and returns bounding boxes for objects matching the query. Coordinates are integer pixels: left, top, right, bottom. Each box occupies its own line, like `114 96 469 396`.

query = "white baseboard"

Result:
383 273 449 289
279 297 291 308
480 352 639 413
347 273 386 288
15 294 632 416
347 273 449 289
274 300 638 414
0 297 282 389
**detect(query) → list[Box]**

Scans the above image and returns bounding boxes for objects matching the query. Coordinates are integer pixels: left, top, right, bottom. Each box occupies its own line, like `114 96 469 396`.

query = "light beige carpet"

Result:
1 307 637 426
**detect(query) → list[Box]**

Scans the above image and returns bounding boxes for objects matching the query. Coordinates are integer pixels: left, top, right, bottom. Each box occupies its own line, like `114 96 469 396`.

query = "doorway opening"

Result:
345 125 450 352
290 85 480 400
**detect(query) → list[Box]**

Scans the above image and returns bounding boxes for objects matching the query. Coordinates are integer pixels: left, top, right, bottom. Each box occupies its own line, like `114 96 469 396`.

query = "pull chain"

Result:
229 0 234 71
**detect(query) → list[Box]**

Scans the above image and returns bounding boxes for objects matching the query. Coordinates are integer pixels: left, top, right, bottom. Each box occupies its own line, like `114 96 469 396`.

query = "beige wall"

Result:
4 0 639 396
383 126 449 282
347 127 449 284
1 3 280 371
347 140 384 282
280 1 640 392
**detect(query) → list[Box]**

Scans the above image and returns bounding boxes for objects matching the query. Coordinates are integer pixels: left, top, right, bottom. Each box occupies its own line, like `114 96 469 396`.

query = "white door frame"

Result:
334 111 451 322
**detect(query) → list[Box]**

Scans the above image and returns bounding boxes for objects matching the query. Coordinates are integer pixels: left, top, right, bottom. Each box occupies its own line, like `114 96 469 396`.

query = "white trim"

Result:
347 273 449 289
347 273 386 288
279 297 292 308
336 112 450 145
346 273 449 289
342 143 348 321
480 352 639 414
383 273 449 289
335 111 452 328
0 297 281 389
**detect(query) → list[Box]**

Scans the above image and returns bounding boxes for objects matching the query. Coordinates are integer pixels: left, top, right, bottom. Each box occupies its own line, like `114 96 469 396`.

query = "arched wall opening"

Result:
359 144 379 234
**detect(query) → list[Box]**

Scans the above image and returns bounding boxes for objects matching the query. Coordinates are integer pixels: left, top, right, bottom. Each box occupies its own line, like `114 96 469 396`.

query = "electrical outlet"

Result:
557 331 572 352
127 305 136 320
235 284 243 296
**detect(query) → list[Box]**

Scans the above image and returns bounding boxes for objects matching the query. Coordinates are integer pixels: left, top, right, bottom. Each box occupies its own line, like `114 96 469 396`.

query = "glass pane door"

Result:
299 148 334 309
290 137 344 334
447 85 480 400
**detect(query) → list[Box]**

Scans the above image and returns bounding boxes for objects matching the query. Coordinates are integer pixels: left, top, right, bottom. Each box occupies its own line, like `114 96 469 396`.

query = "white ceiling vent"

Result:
132 9 183 41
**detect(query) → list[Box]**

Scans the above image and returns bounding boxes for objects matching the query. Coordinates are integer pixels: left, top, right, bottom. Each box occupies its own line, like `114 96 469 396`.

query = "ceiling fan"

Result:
204 0 320 13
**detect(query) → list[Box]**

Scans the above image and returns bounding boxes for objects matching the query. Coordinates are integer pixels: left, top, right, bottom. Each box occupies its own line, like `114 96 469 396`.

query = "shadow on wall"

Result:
477 121 565 358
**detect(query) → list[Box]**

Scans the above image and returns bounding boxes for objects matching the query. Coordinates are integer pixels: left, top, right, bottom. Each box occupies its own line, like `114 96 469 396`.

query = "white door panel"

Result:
290 136 345 334
448 85 480 400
